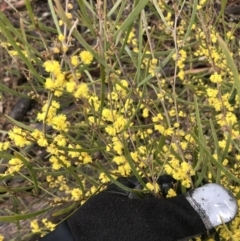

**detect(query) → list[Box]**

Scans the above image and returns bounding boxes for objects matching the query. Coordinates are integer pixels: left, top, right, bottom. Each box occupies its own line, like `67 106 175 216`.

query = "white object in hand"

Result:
186 183 238 229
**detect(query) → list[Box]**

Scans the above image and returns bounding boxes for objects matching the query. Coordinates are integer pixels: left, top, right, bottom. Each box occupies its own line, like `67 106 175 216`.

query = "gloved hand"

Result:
39 175 238 241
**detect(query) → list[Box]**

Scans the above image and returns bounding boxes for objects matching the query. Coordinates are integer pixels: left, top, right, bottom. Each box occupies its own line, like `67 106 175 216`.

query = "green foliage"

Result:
0 0 240 240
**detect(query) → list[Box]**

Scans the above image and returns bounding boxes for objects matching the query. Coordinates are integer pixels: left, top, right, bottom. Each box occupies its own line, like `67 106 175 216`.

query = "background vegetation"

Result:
0 0 240 240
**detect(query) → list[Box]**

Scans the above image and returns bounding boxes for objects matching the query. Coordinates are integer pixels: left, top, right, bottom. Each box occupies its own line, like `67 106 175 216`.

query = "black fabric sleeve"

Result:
39 221 74 241
66 192 206 241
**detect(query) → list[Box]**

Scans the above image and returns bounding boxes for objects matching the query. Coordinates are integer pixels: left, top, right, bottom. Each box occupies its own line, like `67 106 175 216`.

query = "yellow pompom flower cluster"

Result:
164 159 195 188
31 129 48 147
5 158 23 175
37 101 69 132
209 72 223 84
146 182 160 194
30 220 41 234
141 52 159 77
130 145 149 169
43 57 90 98
71 50 93 67
112 155 131 177
194 27 230 72
79 50 94 65
31 218 56 237
71 188 83 201
43 60 65 97
42 219 56 231
68 144 92 165
148 58 158 77
102 79 132 138
37 100 60 121
8 127 31 147
152 113 174 137
127 29 137 46
172 49 187 81
167 188 177 198
99 172 110 184
197 0 206 10
0 141 10 151
71 55 79 66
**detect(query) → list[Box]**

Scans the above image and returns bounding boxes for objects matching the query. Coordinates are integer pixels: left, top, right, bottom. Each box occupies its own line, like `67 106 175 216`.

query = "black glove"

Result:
39 175 238 241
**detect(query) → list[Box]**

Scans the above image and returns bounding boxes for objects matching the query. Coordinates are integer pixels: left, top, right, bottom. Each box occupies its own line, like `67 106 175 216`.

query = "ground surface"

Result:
0 0 240 240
